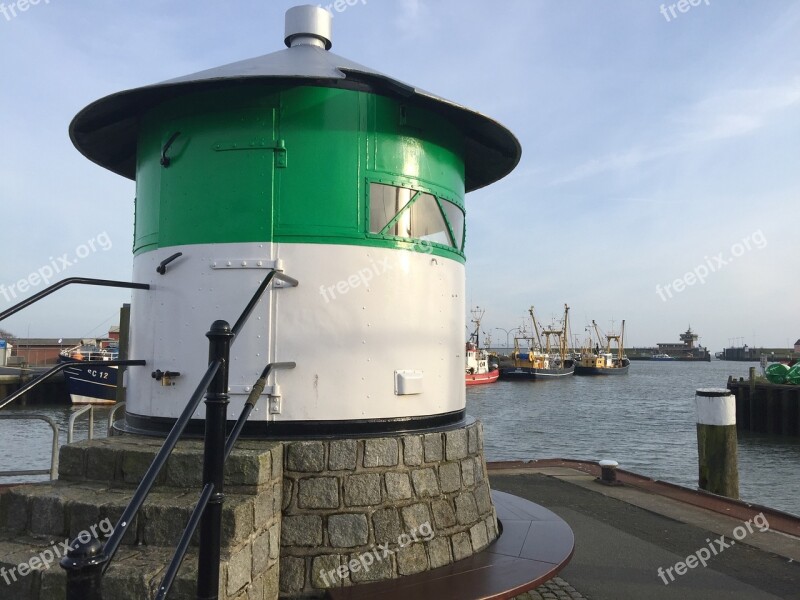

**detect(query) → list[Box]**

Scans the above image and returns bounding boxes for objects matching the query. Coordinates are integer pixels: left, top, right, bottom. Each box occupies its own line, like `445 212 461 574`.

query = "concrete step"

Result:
0 533 274 600
0 480 262 552
58 436 281 494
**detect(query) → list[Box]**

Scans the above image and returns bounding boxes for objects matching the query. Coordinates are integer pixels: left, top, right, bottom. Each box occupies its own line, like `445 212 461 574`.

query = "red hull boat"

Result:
465 369 500 386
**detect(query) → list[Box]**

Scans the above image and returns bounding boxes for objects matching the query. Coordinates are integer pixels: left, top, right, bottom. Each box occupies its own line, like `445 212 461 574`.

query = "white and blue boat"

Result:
58 343 118 405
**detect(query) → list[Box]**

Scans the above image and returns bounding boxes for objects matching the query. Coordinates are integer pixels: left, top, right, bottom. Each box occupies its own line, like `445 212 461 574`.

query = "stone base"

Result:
0 419 497 600
279 419 497 598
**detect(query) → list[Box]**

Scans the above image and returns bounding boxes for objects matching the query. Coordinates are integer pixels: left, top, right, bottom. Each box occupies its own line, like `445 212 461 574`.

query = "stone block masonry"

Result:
0 437 283 600
279 420 497 597
0 421 497 599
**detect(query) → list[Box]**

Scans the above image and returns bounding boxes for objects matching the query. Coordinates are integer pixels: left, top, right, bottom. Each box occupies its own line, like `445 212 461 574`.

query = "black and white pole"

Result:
695 388 739 499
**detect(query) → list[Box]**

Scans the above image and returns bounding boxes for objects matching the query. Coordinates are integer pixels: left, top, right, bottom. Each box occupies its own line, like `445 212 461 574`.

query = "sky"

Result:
0 0 797 352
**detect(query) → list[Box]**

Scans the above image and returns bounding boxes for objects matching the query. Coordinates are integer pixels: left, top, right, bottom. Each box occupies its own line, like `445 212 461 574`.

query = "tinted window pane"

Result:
370 183 412 233
408 193 452 246
440 200 465 250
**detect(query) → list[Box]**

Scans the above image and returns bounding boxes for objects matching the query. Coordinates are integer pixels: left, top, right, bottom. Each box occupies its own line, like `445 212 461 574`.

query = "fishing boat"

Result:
465 307 500 385
574 320 630 375
58 341 119 404
500 305 574 380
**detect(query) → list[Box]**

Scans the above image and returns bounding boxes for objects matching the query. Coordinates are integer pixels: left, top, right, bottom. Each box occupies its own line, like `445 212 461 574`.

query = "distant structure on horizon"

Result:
627 327 711 361
657 327 703 354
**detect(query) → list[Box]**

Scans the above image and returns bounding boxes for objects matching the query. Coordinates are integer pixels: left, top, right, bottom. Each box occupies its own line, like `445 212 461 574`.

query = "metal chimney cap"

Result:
285 5 332 50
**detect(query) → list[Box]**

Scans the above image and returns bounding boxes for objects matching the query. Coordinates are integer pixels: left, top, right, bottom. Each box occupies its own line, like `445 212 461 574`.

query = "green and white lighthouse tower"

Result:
70 5 520 436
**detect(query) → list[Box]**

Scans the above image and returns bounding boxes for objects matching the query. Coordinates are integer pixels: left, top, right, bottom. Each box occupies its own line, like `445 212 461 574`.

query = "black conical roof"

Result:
70 38 520 192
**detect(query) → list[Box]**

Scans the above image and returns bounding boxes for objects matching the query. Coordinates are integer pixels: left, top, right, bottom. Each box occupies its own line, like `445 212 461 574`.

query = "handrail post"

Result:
196 320 233 600
62 537 105 600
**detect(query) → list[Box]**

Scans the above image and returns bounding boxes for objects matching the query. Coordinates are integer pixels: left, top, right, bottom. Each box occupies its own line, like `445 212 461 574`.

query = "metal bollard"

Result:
598 459 621 485
61 536 105 600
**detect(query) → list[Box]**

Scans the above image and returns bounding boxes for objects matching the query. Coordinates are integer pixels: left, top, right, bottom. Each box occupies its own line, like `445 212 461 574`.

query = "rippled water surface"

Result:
467 360 800 515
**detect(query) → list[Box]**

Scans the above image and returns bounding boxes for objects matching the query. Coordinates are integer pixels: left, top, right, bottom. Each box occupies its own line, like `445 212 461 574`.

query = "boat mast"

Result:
528 306 543 351
592 320 603 354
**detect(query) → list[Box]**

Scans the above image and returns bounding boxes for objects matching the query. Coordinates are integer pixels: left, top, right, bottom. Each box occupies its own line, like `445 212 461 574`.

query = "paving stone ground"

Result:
514 576 588 600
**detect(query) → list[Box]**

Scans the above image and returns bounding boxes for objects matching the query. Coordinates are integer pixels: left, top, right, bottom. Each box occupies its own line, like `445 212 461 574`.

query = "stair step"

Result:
0 535 215 600
58 437 281 493
0 481 258 551
0 530 278 600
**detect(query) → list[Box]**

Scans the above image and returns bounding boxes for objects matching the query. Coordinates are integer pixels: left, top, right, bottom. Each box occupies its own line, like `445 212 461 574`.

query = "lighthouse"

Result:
0 7 567 599
70 5 520 437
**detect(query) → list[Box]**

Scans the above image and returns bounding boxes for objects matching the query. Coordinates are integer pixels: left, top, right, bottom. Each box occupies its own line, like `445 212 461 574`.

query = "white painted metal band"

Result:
694 393 736 426
127 241 465 422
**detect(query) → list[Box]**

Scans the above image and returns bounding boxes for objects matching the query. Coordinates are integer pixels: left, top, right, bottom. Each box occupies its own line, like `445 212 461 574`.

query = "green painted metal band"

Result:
133 85 466 261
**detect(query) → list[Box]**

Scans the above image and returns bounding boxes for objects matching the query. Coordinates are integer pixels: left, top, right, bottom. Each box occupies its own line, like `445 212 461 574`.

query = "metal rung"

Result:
0 414 59 479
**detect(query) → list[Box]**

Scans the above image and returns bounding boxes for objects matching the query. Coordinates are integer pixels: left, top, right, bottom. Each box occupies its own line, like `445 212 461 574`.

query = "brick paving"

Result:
514 576 588 600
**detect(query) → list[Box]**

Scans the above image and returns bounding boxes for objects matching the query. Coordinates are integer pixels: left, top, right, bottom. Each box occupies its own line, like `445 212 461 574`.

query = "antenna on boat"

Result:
470 306 485 348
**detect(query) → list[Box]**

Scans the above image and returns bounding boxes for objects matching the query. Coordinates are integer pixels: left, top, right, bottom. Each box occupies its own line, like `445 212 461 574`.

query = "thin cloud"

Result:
551 81 800 185
394 0 431 37
682 81 800 143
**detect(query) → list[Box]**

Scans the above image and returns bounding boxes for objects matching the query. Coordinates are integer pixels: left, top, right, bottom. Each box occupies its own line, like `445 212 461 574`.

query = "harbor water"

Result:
467 359 800 516
1 361 798 515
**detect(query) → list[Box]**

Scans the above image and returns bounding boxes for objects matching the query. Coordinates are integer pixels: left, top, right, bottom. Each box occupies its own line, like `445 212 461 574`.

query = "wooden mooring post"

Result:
695 388 739 499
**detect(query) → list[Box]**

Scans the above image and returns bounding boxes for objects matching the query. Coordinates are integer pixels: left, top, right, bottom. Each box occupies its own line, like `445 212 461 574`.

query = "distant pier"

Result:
0 368 67 406
727 376 800 437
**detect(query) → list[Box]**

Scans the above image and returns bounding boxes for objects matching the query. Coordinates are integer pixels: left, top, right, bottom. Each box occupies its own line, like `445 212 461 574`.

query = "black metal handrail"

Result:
62 269 298 599
224 361 296 460
60 355 222 599
155 482 215 599
0 277 149 322
108 359 222 569
0 360 146 411
231 269 298 337
155 360 295 600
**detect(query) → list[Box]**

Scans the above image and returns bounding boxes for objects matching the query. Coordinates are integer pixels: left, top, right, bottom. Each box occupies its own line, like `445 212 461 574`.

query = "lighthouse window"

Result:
439 199 465 250
369 183 414 233
368 182 464 251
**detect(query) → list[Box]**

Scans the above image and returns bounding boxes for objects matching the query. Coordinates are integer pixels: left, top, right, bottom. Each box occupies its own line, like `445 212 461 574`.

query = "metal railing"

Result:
0 404 99 481
61 269 298 600
0 415 59 479
0 276 149 411
0 277 149 322
67 405 95 443
0 360 146 411
107 402 126 437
